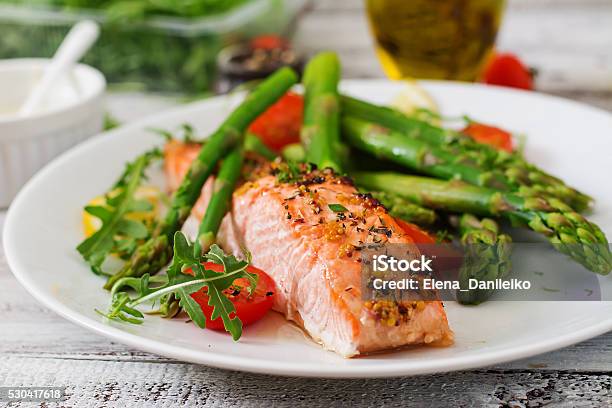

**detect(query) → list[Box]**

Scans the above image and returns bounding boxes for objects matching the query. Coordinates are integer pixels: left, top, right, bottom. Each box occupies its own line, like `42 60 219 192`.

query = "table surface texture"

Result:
1 0 611 406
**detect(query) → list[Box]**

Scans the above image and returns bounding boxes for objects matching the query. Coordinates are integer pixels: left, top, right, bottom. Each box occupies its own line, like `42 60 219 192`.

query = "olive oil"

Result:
366 0 505 81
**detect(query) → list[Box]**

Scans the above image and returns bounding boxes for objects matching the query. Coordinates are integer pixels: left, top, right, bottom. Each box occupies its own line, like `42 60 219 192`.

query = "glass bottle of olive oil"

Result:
366 0 505 81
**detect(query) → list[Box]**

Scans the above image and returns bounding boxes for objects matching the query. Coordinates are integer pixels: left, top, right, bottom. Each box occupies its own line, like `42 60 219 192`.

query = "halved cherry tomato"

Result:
462 122 513 152
395 218 463 273
248 91 303 152
482 52 534 90
395 218 436 244
185 262 276 330
250 35 289 50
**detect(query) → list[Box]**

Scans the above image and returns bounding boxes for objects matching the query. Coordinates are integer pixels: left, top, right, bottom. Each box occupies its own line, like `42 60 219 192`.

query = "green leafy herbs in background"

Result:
76 147 162 275
0 0 250 19
0 21 221 92
101 233 258 340
0 0 288 93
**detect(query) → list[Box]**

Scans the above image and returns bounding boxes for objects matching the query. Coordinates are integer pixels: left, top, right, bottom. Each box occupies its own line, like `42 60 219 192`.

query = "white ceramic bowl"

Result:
0 59 106 207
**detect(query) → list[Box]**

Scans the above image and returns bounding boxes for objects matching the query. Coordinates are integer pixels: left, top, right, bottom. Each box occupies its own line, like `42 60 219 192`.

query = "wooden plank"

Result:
0 357 610 407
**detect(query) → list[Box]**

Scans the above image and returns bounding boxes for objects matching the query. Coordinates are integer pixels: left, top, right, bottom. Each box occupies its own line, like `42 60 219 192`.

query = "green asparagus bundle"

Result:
371 190 512 304
297 54 521 302
342 116 513 190
301 52 343 171
341 95 592 211
452 214 512 304
105 67 298 289
353 171 612 275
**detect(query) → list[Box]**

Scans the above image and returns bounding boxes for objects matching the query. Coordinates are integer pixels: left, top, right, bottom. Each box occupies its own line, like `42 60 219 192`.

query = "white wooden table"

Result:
1 0 611 406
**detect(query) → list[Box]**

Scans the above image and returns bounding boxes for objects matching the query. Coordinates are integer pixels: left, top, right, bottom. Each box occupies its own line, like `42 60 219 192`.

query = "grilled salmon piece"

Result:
164 141 453 357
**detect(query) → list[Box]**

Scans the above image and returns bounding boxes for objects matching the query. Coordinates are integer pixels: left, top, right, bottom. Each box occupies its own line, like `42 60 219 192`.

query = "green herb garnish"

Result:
275 161 305 184
328 203 348 213
76 147 162 275
148 123 198 143
102 232 257 340
0 1 252 93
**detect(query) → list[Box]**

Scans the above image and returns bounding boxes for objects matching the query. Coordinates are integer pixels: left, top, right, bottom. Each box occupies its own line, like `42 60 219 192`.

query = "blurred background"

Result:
1 0 610 116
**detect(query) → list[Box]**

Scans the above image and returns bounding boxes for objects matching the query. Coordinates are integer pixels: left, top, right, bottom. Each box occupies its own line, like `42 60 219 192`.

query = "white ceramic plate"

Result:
4 81 612 378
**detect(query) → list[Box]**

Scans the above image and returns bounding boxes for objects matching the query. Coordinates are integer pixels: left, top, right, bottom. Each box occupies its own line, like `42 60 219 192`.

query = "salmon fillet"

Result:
165 141 453 357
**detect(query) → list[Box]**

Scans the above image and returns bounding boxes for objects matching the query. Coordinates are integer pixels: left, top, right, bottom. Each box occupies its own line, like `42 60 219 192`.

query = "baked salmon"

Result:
164 140 453 357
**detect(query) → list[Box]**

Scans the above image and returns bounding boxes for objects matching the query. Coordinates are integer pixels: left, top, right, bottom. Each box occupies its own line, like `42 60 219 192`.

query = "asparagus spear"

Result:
244 133 277 161
342 116 512 190
194 147 244 255
301 52 343 171
353 171 612 274
105 67 298 289
369 191 437 227
341 95 592 211
282 143 306 163
452 214 512 304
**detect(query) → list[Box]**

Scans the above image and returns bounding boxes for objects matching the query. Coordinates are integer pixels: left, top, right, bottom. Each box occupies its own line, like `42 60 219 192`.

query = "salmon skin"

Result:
165 140 453 357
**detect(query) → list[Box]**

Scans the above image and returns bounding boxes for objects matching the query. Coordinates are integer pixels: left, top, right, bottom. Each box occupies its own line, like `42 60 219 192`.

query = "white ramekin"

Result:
0 59 106 207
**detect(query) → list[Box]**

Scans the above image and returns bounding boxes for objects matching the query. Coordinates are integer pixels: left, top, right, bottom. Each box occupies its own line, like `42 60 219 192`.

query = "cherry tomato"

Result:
248 92 303 152
462 122 513 152
186 262 276 331
482 52 534 90
250 35 289 50
395 218 463 273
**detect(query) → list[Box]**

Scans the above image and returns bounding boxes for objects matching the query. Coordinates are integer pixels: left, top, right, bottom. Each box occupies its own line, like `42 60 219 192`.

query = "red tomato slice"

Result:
482 52 534 90
186 262 275 331
462 123 513 152
248 91 303 152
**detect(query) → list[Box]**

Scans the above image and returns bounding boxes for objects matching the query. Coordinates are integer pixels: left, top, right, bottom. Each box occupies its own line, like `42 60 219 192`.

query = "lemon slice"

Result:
390 80 439 123
82 185 163 237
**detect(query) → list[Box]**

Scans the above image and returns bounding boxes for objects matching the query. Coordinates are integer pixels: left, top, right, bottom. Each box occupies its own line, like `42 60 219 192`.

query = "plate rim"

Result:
4 79 612 378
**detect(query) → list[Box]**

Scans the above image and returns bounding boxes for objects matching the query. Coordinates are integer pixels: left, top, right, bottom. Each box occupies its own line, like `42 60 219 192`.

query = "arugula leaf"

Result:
96 292 144 325
112 148 161 189
110 273 167 298
163 232 208 327
76 148 162 275
205 245 257 295
147 123 199 144
205 283 243 339
102 232 258 341
328 203 349 213
176 287 207 328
